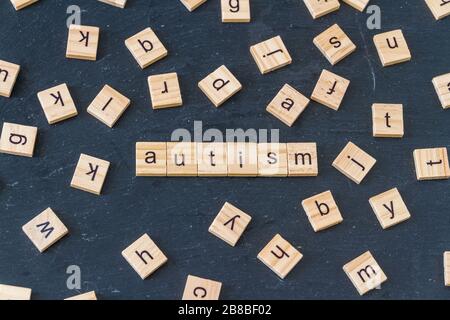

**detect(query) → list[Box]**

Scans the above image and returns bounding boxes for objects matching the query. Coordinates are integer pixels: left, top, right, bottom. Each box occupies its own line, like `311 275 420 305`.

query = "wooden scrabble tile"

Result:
250 36 292 74
198 65 241 107
287 143 318 176
125 28 168 69
65 291 97 300
332 142 376 184
227 142 258 176
122 233 168 279
148 72 182 109
432 72 450 109
257 234 302 279
445 252 450 286
98 0 127 8
221 0 251 22
180 0 207 12
197 142 227 176
303 0 340 19
369 188 411 229
182 275 222 300
0 284 31 300
425 0 450 20
313 24 356 65
87 85 130 127
10 0 38 10
342 0 369 12
66 24 100 61
301 190 343 232
0 60 20 98
70 153 110 195
311 69 350 111
372 103 404 138
136 142 167 176
266 84 310 127
0 122 37 157
22 208 68 253
37 83 78 124
257 143 288 177
343 251 387 295
413 147 450 180
208 202 252 246
373 29 411 67
166 142 198 176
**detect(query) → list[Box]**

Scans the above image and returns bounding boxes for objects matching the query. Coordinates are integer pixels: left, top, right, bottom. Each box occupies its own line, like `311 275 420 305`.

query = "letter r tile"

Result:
198 65 242 107
301 190 343 232
70 153 110 195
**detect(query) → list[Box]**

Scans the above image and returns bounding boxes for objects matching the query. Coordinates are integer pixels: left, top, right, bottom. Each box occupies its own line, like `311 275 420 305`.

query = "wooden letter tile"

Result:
303 0 340 19
197 142 227 176
287 143 318 176
10 0 38 10
266 84 310 127
148 72 182 109
208 202 252 246
0 60 20 98
369 188 411 229
198 65 241 107
373 29 411 67
0 122 37 157
65 291 97 300
167 142 198 176
70 153 110 195
445 252 450 286
432 72 450 109
413 147 450 180
87 85 130 127
332 142 376 184
66 24 100 61
343 251 387 295
425 0 450 20
313 24 356 65
311 69 350 111
301 190 343 232
182 275 222 300
257 143 288 177
342 0 369 12
227 142 258 176
221 0 251 22
22 208 68 253
0 284 31 300
372 103 404 138
98 0 127 8
136 142 167 176
122 233 168 279
180 0 207 12
250 36 292 74
125 28 168 69
37 83 78 124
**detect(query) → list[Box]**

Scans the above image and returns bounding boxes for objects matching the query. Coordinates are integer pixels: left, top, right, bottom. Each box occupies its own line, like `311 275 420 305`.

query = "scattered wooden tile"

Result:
303 0 340 19
257 143 288 177
301 190 343 232
332 141 376 184
10 0 38 10
369 188 411 229
148 72 182 109
413 147 450 180
65 291 97 300
22 208 68 253
208 202 252 246
198 65 242 107
136 142 167 176
122 233 168 279
0 122 37 157
221 0 251 22
66 24 100 61
313 24 356 65
87 85 130 127
266 84 310 127
343 251 387 295
227 142 258 176
372 103 404 138
373 29 411 67
342 0 369 12
197 142 228 176
37 83 78 124
250 36 292 74
445 252 450 286
311 69 350 111
166 142 198 176
70 153 110 195
0 59 20 98
180 0 207 12
287 143 318 176
425 0 450 20
0 284 31 300
125 28 168 69
98 0 127 8
432 72 450 109
182 275 222 300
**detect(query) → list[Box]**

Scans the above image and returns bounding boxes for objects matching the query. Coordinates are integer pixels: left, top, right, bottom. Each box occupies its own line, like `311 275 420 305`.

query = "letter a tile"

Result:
0 122 37 158
125 28 168 69
250 36 292 74
37 83 78 124
301 190 343 232
198 65 242 107
66 24 100 61
332 142 376 184
182 275 222 300
136 142 167 176
70 153 110 195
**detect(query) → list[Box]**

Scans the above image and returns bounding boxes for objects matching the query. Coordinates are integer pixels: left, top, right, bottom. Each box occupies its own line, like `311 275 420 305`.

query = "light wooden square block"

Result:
250 36 292 74
136 142 167 176
66 24 100 61
148 72 182 109
372 103 404 138
332 141 376 184
0 284 31 300
258 143 288 177
65 291 97 300
445 252 450 286
125 28 168 69
287 143 318 176
301 190 343 232
208 202 252 246
413 147 450 180
373 29 411 67
98 0 127 8
311 69 350 111
70 153 110 195
266 84 310 127
342 0 369 12
343 251 387 295
303 0 340 19
313 24 356 65
227 142 258 176
425 0 450 20
432 72 450 109
182 275 222 300
37 83 78 124
10 0 38 10
257 234 302 279
87 85 130 127
369 188 410 229
198 142 227 176
167 142 198 176
221 0 250 22
0 122 37 158
122 233 168 279
0 60 20 98
180 0 207 12
198 65 242 107
22 208 68 253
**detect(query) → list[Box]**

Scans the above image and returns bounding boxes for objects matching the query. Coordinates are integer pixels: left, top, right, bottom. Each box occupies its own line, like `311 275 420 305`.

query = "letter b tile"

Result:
301 190 343 232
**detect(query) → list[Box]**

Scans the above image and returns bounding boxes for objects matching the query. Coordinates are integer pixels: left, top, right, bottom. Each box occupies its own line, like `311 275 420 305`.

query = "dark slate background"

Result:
0 0 449 300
